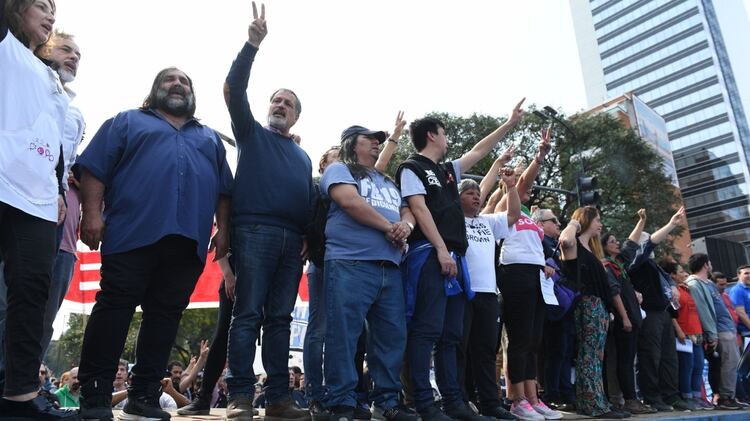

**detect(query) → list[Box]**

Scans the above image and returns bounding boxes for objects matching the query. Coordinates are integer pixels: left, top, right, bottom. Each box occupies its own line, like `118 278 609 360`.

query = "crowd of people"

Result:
3 1 750 421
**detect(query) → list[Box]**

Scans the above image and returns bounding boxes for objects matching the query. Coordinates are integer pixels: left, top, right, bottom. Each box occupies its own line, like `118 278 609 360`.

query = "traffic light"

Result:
577 175 600 206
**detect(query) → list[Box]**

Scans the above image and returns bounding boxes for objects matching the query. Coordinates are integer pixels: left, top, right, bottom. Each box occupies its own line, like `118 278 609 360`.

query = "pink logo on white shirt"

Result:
515 215 544 241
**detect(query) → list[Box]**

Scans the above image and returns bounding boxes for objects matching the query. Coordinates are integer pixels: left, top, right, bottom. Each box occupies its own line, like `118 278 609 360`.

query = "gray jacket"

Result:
686 275 718 342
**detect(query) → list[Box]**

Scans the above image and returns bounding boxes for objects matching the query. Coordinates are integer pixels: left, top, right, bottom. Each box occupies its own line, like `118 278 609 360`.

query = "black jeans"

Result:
78 235 204 394
637 309 679 404
458 292 501 409
198 282 233 400
0 203 56 396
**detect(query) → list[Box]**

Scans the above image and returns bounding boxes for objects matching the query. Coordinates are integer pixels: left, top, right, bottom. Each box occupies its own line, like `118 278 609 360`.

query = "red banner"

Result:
64 249 309 310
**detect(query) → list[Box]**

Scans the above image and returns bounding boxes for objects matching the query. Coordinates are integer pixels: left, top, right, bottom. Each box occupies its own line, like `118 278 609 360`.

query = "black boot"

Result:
120 383 170 420
80 379 114 421
176 391 210 416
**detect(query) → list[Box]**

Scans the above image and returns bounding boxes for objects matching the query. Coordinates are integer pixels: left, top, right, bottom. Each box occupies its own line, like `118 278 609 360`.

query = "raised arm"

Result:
559 219 580 261
628 208 647 242
457 98 524 173
225 2 268 140
481 187 503 215
516 127 551 200
499 168 520 226
375 111 406 172
478 146 513 206
650 206 685 245
180 340 210 393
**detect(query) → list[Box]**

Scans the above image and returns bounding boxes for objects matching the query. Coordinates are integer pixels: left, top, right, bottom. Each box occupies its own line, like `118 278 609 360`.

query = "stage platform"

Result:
113 408 750 420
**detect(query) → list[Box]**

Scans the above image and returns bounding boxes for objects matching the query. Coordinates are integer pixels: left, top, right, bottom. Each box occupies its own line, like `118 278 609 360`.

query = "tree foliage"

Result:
48 308 219 377
382 105 683 259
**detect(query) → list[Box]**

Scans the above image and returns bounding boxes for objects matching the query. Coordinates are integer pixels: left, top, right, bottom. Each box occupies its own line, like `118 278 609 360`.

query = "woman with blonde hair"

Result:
559 206 625 419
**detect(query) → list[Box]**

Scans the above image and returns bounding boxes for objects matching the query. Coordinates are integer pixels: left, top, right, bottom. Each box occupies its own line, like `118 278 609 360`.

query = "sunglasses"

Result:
541 217 560 225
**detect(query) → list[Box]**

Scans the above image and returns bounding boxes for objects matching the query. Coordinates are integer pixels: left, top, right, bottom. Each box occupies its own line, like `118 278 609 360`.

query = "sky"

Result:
53 0 595 170
52 0 750 169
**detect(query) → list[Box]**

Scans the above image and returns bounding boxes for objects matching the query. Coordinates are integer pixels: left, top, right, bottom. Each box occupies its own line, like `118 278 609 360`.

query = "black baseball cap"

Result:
340 125 386 144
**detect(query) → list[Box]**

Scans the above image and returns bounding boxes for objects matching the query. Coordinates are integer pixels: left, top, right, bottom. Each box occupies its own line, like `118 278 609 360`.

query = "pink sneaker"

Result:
531 400 563 420
510 400 545 420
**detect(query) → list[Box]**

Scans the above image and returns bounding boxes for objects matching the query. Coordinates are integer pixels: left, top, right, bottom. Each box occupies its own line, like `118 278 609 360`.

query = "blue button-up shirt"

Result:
78 109 233 261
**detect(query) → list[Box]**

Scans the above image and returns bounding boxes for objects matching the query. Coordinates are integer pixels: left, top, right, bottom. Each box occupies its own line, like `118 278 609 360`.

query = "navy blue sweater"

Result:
226 42 313 232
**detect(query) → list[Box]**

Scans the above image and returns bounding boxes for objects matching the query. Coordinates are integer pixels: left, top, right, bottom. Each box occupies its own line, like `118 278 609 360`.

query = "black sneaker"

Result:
0 395 79 420
596 410 626 419
668 398 697 412
445 403 495 421
176 395 210 416
479 405 518 420
716 398 742 410
331 406 355 421
418 404 454 421
644 400 673 412
309 400 331 421
354 403 372 420
372 405 419 421
119 390 171 420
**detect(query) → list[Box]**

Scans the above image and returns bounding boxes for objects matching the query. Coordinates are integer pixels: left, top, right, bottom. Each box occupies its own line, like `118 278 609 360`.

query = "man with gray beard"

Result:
75 67 233 421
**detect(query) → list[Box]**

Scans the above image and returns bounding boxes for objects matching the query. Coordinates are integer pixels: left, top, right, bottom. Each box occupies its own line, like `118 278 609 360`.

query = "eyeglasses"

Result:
541 217 560 225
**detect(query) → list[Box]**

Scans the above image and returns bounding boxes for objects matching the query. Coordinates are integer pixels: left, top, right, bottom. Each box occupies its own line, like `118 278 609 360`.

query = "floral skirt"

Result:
574 295 611 416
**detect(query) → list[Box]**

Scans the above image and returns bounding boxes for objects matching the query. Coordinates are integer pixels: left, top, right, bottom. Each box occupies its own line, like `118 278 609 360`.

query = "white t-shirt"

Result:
400 160 461 197
499 213 545 266
465 213 510 293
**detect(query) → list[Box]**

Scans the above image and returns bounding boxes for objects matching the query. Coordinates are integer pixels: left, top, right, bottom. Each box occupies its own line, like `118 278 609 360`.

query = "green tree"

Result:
382 106 683 259
48 307 220 376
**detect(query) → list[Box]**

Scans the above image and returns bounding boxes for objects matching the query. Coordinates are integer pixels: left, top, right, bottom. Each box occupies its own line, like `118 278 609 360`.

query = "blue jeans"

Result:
407 251 466 411
677 343 705 399
304 263 326 403
323 259 406 410
226 224 303 403
40 250 77 360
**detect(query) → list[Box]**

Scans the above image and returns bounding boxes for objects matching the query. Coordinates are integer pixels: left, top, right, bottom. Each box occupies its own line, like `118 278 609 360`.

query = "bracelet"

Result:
387 138 398 144
406 222 414 231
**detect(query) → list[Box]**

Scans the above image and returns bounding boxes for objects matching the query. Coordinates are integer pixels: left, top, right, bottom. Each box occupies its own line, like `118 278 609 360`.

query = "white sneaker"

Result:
531 400 563 420
510 400 545 420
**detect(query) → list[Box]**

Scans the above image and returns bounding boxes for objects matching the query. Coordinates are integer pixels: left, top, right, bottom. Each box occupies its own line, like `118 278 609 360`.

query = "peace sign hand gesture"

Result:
248 2 268 48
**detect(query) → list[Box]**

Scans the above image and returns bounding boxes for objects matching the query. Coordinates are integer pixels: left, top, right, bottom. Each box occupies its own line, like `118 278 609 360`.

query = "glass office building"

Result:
570 0 750 245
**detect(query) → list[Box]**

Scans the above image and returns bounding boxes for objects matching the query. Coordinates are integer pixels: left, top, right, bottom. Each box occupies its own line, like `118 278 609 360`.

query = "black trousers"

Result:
637 310 679 403
0 203 56 396
198 282 233 400
498 264 545 384
458 292 501 409
78 235 204 394
604 319 639 400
